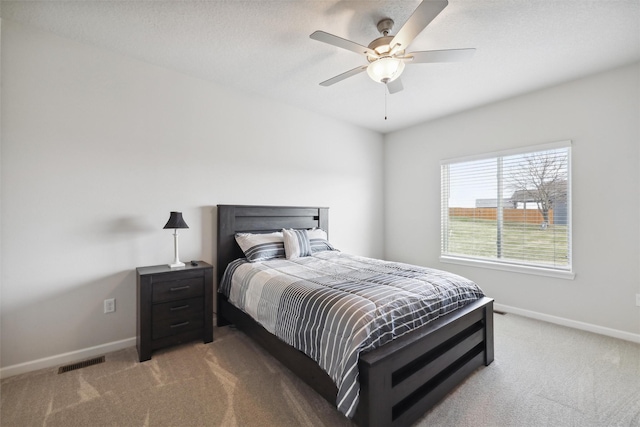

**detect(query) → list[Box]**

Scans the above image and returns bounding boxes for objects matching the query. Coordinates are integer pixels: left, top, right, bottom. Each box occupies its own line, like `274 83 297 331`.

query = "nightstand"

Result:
136 261 213 362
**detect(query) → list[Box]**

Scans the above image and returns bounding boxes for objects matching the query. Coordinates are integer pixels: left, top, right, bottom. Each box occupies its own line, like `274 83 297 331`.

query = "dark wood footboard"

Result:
355 297 493 427
219 295 494 427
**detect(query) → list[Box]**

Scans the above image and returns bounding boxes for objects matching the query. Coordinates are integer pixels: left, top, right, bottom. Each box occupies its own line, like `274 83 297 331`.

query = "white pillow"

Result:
283 228 312 259
307 227 328 240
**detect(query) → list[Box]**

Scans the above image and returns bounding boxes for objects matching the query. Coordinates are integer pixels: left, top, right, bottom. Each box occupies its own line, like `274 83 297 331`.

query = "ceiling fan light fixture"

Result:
366 57 405 84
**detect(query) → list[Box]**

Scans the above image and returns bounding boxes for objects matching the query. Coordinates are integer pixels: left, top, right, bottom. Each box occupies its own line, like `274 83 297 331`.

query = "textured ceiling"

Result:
2 0 639 134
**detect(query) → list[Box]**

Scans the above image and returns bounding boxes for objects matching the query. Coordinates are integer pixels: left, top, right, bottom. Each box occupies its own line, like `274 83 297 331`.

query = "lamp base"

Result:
168 261 185 269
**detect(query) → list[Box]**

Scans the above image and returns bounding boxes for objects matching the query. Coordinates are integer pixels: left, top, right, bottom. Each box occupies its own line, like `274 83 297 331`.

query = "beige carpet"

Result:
0 326 351 427
2 314 639 426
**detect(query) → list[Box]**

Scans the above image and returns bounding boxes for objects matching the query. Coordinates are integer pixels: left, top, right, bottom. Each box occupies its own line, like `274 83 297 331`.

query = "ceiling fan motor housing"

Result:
367 36 404 61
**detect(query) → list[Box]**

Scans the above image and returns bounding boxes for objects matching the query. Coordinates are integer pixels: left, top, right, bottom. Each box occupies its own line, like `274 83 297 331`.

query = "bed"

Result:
216 204 494 427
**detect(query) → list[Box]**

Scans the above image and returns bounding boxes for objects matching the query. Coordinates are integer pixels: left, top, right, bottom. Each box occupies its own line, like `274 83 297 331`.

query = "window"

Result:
441 141 573 278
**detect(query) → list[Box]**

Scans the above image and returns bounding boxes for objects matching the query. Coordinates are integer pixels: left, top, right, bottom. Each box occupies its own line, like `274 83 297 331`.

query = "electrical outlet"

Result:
636 294 640 307
104 298 115 314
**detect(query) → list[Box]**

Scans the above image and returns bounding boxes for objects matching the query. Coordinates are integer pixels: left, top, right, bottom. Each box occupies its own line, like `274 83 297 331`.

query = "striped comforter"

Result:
219 251 484 418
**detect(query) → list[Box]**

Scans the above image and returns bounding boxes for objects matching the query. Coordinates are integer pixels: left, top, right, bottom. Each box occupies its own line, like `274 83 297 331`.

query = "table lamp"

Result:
164 211 189 268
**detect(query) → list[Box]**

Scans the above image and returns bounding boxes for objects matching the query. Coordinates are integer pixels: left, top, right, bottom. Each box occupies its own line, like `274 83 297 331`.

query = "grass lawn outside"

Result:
444 217 569 267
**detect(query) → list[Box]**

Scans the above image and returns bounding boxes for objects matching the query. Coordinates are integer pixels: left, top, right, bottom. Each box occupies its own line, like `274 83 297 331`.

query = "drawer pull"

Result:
169 285 190 292
170 321 190 328
170 305 189 311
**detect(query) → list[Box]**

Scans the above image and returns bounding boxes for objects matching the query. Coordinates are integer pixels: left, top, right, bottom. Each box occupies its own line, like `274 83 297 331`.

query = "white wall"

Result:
0 20 384 372
385 63 640 339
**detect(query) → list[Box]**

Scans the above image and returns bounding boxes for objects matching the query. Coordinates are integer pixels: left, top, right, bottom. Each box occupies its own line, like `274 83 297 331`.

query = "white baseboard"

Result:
494 303 640 344
3 305 638 379
0 337 136 379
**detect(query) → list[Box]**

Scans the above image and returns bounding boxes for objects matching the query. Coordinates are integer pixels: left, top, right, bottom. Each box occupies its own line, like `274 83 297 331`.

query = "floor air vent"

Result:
58 356 105 374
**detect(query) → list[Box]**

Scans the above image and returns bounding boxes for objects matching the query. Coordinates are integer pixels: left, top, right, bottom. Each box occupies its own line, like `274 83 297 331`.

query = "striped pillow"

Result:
283 228 312 259
235 231 285 262
307 228 335 253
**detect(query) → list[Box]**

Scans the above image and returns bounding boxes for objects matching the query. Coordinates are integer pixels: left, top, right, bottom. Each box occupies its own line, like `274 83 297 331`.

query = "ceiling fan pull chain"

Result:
384 85 388 120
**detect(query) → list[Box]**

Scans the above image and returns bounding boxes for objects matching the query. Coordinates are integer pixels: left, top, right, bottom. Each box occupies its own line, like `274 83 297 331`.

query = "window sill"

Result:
439 255 575 280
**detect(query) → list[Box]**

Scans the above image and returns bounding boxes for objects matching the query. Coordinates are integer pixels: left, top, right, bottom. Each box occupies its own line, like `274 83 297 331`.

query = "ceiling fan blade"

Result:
319 65 368 87
407 48 475 63
390 0 448 51
386 78 404 94
310 31 377 57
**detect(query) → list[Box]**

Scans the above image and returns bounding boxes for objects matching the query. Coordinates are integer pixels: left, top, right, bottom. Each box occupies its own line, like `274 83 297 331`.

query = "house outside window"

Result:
440 141 573 279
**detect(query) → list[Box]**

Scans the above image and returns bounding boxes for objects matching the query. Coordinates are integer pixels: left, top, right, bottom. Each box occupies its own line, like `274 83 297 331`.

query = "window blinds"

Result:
441 142 571 272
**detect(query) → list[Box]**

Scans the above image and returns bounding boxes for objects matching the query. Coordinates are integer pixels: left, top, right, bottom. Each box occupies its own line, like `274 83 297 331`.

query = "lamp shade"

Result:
366 57 405 84
163 212 189 229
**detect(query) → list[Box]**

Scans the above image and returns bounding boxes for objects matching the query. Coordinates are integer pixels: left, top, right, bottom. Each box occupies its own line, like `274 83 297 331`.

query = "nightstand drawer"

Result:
152 296 204 323
152 309 204 340
152 278 203 302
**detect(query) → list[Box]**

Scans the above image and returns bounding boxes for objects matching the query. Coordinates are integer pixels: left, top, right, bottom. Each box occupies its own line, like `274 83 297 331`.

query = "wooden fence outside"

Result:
449 207 553 225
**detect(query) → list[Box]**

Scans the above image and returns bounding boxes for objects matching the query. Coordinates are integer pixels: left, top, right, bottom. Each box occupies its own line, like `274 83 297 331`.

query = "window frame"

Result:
440 141 574 280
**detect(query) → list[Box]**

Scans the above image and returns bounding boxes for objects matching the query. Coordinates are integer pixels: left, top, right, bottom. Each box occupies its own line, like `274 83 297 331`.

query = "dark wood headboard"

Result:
216 205 329 283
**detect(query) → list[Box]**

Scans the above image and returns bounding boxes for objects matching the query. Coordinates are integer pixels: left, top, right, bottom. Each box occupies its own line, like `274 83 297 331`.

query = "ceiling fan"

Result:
310 0 475 94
